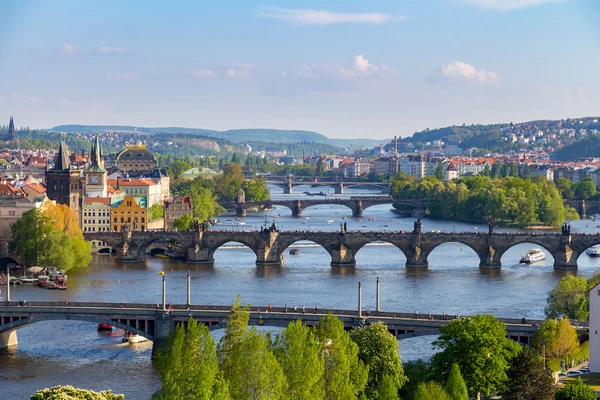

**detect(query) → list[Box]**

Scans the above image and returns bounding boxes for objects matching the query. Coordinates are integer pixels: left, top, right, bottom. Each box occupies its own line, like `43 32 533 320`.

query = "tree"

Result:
230 153 241 164
350 321 407 398
555 377 596 400
218 297 287 399
167 159 192 178
315 314 368 400
431 315 520 397
524 163 531 177
316 157 325 176
573 177 596 200
510 163 519 177
413 381 450 400
544 318 579 361
491 163 499 178
10 206 92 271
503 346 554 400
555 178 574 200
444 363 468 400
545 275 589 320
172 214 192 231
153 318 226 400
399 360 432 400
149 203 164 221
434 160 444 180
31 385 125 399
273 320 324 400
242 178 269 202
377 375 400 400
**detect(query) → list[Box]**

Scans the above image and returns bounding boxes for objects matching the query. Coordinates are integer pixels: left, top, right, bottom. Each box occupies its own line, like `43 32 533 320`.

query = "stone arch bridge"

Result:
265 177 390 194
219 197 406 218
84 229 600 270
0 301 547 351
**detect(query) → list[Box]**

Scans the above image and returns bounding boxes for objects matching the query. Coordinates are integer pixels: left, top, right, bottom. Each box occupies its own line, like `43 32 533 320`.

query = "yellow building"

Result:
110 195 148 231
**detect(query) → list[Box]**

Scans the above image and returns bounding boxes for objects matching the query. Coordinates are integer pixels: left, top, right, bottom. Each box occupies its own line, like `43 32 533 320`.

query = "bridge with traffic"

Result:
0 300 547 351
84 226 600 269
264 176 390 194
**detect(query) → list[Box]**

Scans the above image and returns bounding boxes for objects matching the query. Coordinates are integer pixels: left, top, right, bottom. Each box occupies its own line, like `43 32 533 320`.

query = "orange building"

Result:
110 195 148 231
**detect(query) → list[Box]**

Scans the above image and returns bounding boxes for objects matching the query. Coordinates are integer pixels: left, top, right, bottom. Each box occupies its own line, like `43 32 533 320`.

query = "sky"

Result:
0 0 599 139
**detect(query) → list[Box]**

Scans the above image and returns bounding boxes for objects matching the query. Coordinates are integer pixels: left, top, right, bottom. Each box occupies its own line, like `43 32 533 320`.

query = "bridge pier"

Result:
0 329 17 350
330 245 356 267
292 201 302 217
283 184 292 194
351 201 363 218
152 314 176 355
478 245 503 269
234 205 247 217
405 247 429 268
334 185 343 195
553 241 578 270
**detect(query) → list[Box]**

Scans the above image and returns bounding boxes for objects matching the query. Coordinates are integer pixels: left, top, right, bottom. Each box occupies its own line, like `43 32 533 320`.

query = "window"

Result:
114 217 117 223
127 217 131 223
120 217 124 223
9 211 15 216
141 217 145 223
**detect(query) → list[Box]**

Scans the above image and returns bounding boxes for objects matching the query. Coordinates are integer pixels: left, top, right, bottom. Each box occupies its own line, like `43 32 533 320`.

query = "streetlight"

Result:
6 266 10 303
158 271 166 310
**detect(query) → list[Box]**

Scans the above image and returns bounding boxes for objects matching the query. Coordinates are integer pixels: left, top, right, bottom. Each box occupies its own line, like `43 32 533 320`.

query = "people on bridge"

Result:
302 306 305 314
415 310 419 319
315 306 318 314
284 304 288 313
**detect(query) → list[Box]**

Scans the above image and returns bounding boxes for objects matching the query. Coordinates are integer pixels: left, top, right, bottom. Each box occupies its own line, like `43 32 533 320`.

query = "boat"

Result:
19 277 39 284
97 323 117 332
369 218 375 221
520 249 546 264
305 217 310 220
153 253 169 259
123 332 148 344
289 248 300 255
8 277 21 285
327 220 334 223
587 245 600 257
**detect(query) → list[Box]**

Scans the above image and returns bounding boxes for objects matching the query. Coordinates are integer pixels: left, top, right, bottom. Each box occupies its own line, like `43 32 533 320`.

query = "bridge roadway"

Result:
0 301 550 351
85 229 600 269
219 196 420 218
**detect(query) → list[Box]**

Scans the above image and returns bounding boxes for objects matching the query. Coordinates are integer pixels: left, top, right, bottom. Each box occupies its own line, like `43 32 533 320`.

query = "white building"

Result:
445 162 458 180
399 156 426 179
590 282 600 372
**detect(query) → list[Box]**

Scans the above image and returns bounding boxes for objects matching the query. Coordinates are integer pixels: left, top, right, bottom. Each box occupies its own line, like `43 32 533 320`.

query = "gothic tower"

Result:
45 139 82 212
85 133 107 197
8 117 15 142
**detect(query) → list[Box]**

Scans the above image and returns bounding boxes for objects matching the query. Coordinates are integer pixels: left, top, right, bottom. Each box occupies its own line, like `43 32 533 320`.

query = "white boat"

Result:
587 245 600 257
123 332 148 344
520 249 545 264
327 220 334 223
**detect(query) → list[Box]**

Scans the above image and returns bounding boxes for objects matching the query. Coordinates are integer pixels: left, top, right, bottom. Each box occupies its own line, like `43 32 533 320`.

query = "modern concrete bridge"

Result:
84 228 600 269
0 301 548 351
265 176 390 194
219 197 416 217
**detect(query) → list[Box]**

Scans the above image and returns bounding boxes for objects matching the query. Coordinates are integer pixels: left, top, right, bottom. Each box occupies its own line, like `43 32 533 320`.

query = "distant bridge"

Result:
84 228 600 269
0 301 549 351
219 197 423 217
264 176 390 194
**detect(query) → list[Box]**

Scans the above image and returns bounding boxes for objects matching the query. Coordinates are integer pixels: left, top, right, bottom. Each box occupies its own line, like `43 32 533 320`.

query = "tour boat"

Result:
289 248 300 255
587 246 600 257
327 220 334 223
520 249 546 264
97 323 117 332
122 332 148 344
153 253 169 259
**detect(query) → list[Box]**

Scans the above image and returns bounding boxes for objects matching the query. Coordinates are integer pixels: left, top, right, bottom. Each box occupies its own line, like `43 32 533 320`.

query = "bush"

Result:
31 385 125 399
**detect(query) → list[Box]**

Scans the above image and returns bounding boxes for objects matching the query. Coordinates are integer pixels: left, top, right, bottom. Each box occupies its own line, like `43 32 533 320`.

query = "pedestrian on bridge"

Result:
285 305 288 313
302 306 305 314
315 306 318 314
415 310 419 319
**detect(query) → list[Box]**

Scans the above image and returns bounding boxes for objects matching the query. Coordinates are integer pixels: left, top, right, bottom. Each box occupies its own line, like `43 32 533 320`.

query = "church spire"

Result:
54 137 71 170
8 117 15 141
89 132 105 171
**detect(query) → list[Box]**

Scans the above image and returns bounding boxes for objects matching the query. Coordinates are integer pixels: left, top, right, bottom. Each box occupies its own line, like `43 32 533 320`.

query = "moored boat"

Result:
587 245 600 257
122 332 148 343
97 323 117 331
520 249 546 264
289 248 300 255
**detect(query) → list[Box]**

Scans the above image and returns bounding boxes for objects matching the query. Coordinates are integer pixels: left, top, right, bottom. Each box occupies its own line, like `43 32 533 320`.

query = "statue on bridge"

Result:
269 222 278 233
413 219 422 235
488 220 495 235
561 222 571 236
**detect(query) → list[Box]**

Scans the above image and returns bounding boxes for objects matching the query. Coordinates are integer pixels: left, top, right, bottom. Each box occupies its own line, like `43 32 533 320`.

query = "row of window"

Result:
84 227 110 232
0 211 17 216
112 224 146 230
83 220 110 225
83 211 109 217
113 217 145 223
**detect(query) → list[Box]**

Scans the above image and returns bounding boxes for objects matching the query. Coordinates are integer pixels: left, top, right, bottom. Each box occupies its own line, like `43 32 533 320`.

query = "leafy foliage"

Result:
172 214 192 231
399 360 433 400
413 381 450 400
148 204 164 221
555 377 597 400
444 363 468 400
392 174 578 226
10 204 92 270
503 346 554 400
431 314 520 397
30 385 124 399
350 321 407 398
545 275 589 320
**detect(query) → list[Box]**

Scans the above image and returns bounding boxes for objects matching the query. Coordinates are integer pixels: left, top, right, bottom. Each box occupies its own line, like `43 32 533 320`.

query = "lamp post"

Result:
187 270 191 306
6 266 10 303
376 277 380 312
159 271 165 310
358 281 362 318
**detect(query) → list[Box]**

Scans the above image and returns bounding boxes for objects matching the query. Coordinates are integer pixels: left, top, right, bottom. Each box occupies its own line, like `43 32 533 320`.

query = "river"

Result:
1 185 600 399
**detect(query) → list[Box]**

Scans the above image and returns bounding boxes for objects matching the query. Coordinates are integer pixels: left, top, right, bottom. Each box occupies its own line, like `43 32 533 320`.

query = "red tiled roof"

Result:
83 197 111 206
107 179 156 186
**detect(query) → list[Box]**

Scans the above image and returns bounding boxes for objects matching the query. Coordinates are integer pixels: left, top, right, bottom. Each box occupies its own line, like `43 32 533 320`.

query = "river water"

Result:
2 186 600 399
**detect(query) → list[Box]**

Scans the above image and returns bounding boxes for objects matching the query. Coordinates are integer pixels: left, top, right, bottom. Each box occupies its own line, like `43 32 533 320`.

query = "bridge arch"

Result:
426 241 482 268
500 241 555 266
354 239 408 267
0 315 155 342
576 242 600 268
210 240 259 265
136 236 191 260
276 239 334 267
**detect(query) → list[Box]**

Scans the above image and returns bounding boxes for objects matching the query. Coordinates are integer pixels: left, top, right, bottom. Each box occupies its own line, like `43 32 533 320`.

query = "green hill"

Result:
552 135 600 161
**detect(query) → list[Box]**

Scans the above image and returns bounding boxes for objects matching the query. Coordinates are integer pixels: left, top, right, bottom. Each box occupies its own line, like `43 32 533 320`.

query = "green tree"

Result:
10 207 52 266
555 377 596 400
399 360 432 400
431 314 520 397
148 203 164 221
444 363 468 400
555 178 574 200
242 178 269 201
273 320 324 400
503 346 554 400
491 163 499 178
153 318 226 400
545 275 589 320
377 375 400 400
524 163 531 177
413 381 450 400
350 321 407 398
510 163 519 177
435 160 444 180
172 214 192 231
191 186 222 221
215 163 245 201
316 157 325 176
31 385 125 400
230 153 241 164
574 177 597 200
315 314 368 400
167 159 192 179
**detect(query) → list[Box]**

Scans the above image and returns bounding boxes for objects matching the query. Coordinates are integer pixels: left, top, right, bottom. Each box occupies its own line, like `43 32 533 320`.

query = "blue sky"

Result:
0 0 598 139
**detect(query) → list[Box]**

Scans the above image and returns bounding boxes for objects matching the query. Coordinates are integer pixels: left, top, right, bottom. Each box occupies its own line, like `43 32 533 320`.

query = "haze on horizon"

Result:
0 0 598 139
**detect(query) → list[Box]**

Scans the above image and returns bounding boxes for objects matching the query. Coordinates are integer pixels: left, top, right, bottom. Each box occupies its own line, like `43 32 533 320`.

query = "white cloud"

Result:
464 0 572 11
226 68 252 79
12 93 41 104
99 46 126 54
429 61 499 85
59 98 73 105
190 69 218 79
292 55 396 79
106 73 134 80
60 43 86 55
257 7 403 25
